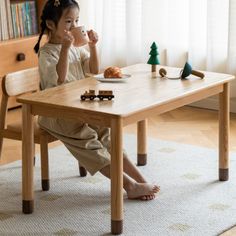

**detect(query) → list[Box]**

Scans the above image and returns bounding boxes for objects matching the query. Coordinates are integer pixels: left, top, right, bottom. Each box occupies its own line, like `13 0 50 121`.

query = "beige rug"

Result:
0 135 236 236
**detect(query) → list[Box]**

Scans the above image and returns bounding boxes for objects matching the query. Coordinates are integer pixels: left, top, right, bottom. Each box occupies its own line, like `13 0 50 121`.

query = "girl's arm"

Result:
57 31 74 84
56 46 69 84
89 44 99 74
87 30 99 74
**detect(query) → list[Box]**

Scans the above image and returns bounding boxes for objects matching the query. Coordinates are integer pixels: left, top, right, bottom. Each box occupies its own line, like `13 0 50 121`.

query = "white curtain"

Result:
78 0 236 101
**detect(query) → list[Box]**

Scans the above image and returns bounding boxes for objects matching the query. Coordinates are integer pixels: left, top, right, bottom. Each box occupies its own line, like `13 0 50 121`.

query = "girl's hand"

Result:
62 30 74 49
87 30 98 47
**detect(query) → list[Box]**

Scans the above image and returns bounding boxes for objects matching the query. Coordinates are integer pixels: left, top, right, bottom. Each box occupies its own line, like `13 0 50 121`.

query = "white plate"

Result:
94 74 131 82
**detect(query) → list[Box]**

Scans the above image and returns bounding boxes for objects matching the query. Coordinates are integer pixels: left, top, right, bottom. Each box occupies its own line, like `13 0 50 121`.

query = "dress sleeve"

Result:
38 50 59 90
79 47 90 75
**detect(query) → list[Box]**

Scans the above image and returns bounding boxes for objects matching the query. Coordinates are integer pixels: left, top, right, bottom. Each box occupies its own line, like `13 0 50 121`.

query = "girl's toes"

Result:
141 195 155 201
141 196 147 200
153 185 160 192
141 196 146 201
150 195 155 200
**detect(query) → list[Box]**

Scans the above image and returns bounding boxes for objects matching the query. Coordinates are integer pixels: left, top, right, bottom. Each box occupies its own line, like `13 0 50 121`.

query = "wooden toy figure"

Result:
147 42 160 78
81 90 114 101
80 90 96 100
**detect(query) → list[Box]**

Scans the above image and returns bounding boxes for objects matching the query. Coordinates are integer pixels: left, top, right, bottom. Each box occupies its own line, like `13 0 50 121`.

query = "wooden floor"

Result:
1 105 236 165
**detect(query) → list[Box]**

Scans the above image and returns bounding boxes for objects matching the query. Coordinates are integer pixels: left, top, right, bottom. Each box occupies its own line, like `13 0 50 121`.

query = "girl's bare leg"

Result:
123 153 147 183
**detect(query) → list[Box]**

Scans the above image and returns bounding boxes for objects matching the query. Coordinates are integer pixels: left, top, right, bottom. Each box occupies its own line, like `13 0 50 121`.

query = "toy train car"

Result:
97 90 114 100
80 90 114 101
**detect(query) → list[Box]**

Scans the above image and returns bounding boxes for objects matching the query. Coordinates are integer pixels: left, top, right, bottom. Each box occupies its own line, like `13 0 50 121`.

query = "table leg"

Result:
137 119 147 166
111 118 123 235
22 104 34 213
219 83 229 181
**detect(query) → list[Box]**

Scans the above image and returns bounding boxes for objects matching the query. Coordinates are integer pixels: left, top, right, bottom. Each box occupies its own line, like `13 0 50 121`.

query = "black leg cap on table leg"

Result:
219 168 228 181
22 200 34 214
42 179 50 191
137 154 147 166
111 220 123 235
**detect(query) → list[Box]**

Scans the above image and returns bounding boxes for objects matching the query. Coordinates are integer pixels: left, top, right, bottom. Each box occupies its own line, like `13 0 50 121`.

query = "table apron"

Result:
123 84 223 126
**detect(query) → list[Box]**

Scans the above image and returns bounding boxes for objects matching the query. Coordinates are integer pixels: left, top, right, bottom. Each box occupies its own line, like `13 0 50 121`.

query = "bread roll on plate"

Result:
104 66 122 78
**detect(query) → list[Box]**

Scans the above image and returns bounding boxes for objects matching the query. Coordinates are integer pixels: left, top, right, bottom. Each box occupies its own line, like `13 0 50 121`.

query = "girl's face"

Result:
50 6 80 43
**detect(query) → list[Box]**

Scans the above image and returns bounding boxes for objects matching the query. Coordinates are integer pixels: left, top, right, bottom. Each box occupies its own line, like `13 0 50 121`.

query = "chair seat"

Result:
5 120 57 144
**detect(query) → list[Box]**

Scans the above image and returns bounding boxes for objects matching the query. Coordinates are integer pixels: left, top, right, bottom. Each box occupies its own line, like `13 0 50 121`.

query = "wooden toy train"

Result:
80 90 114 101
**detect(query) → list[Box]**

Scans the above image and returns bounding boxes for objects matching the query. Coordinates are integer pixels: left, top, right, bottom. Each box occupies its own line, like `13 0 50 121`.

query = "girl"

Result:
34 0 159 200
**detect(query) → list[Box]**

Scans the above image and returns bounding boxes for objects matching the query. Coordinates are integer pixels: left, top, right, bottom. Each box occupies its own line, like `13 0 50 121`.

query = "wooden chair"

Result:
0 67 87 191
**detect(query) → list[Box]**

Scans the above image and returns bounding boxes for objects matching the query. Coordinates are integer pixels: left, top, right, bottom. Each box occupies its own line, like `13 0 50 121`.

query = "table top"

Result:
17 64 235 118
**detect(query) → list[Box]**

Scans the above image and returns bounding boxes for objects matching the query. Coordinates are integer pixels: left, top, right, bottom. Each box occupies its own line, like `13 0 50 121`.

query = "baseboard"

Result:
190 97 236 113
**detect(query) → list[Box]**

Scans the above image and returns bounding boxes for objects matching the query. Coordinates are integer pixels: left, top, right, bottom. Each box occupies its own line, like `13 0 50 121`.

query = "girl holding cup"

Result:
34 0 159 201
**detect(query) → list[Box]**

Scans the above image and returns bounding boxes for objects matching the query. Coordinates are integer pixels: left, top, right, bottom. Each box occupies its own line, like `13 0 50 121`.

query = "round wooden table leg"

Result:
137 119 147 166
219 83 229 181
111 118 123 235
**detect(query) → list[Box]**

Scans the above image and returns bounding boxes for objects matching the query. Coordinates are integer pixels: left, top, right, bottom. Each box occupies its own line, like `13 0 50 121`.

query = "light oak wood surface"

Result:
18 64 233 116
16 63 235 235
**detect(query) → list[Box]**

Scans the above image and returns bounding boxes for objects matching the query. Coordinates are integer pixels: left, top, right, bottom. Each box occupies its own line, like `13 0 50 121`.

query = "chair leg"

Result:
40 136 50 191
0 137 3 160
78 161 87 177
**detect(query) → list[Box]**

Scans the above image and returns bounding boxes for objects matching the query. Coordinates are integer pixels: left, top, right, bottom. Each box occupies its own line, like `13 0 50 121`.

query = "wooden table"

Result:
17 64 235 235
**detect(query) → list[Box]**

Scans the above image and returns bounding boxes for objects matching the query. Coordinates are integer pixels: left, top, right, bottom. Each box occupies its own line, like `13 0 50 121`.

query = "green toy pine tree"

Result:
147 42 160 77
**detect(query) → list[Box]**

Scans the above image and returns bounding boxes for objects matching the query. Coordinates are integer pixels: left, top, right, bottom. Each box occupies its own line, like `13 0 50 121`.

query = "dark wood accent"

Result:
111 220 123 235
219 168 228 181
22 200 34 214
42 179 50 191
16 53 26 61
137 153 147 166
79 166 87 177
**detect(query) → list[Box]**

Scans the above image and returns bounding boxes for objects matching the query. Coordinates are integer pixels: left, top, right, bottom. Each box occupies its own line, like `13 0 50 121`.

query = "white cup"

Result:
70 26 89 47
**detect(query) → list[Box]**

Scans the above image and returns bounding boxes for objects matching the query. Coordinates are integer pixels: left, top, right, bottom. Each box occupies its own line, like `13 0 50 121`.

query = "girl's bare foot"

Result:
126 183 160 201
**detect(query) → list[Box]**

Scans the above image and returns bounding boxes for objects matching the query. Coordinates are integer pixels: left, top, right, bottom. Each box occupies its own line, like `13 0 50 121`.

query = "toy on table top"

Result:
159 62 205 80
147 42 160 78
159 68 167 77
181 62 205 79
80 89 114 101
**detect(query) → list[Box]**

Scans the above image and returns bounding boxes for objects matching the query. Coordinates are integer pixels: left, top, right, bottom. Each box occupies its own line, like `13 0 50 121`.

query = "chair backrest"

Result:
2 67 40 97
0 67 40 130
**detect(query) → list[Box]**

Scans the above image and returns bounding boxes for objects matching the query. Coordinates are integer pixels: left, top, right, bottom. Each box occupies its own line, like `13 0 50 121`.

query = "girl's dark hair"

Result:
34 0 79 53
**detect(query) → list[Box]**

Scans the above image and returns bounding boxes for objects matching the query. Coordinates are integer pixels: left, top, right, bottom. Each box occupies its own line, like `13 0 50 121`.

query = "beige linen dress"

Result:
38 43 111 175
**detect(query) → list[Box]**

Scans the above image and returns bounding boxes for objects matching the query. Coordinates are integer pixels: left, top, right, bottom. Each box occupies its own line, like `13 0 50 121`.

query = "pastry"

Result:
104 66 122 78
